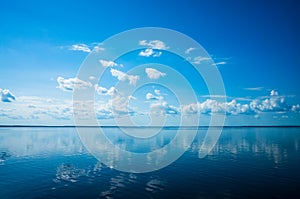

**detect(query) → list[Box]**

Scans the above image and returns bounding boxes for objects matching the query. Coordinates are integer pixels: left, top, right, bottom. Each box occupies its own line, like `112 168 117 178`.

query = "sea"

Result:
0 127 299 199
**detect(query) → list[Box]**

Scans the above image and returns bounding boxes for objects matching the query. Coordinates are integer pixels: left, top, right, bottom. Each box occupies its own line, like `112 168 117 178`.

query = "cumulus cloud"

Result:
138 48 162 57
145 68 166 79
110 69 139 85
110 94 135 115
68 43 105 53
99 59 122 67
57 77 92 91
0 89 16 102
69 43 91 53
138 40 168 57
146 92 163 101
145 89 164 101
94 85 117 96
182 99 251 115
150 101 179 115
139 40 168 50
249 90 287 113
182 90 294 116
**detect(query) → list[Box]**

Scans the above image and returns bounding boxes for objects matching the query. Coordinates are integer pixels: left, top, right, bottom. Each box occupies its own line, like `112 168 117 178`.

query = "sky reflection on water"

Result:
0 127 300 198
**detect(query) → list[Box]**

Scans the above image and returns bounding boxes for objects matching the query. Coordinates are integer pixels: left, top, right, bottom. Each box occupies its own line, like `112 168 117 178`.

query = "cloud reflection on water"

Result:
0 127 299 167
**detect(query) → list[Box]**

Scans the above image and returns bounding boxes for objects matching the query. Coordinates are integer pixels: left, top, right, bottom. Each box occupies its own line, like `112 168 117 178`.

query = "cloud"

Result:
192 56 210 64
182 90 293 116
95 85 117 96
154 89 161 95
110 94 135 115
150 101 179 115
138 48 162 57
138 40 168 57
67 43 105 53
57 77 92 91
212 61 227 66
0 96 74 121
146 89 164 101
93 46 105 52
139 40 168 50
182 99 251 115
244 87 264 91
200 95 227 99
69 43 91 53
145 68 166 79
185 47 195 54
292 104 300 113
0 89 15 102
99 59 122 67
270 90 278 96
89 76 96 81
110 69 139 85
146 92 163 101
249 90 287 112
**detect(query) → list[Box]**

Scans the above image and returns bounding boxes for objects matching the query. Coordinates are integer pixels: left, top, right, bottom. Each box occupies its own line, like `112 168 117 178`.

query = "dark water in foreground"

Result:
0 127 299 199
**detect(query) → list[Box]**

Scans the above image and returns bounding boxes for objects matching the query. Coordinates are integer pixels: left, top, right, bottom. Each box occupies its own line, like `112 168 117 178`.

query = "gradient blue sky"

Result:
0 0 300 125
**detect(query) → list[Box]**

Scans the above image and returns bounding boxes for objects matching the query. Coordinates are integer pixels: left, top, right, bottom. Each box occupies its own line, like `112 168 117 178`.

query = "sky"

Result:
0 0 300 126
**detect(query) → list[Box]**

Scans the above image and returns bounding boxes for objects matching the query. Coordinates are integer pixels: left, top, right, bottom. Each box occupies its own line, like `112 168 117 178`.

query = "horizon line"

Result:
0 125 300 128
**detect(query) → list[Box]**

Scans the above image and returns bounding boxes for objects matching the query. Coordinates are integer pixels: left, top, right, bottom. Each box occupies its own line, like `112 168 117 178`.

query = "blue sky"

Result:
0 0 300 126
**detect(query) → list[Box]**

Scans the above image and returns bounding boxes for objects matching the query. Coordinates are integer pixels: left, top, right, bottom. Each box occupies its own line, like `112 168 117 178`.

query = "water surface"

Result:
0 127 299 198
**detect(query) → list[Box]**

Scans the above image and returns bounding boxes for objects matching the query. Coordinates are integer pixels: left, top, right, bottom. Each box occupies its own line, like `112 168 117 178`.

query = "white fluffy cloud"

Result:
57 77 92 91
146 92 163 101
110 94 130 115
69 43 91 53
138 40 168 57
150 101 179 115
138 48 162 57
99 59 122 67
182 90 292 116
110 69 139 85
250 98 286 113
68 43 105 53
0 89 15 102
146 89 164 101
145 68 166 79
182 99 251 115
95 85 117 96
139 40 168 50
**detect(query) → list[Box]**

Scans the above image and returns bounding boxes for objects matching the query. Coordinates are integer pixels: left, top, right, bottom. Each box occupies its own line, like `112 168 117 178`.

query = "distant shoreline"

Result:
0 125 299 128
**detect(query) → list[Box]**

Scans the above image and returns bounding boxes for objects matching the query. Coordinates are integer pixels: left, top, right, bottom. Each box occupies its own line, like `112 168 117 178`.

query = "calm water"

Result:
0 127 299 199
